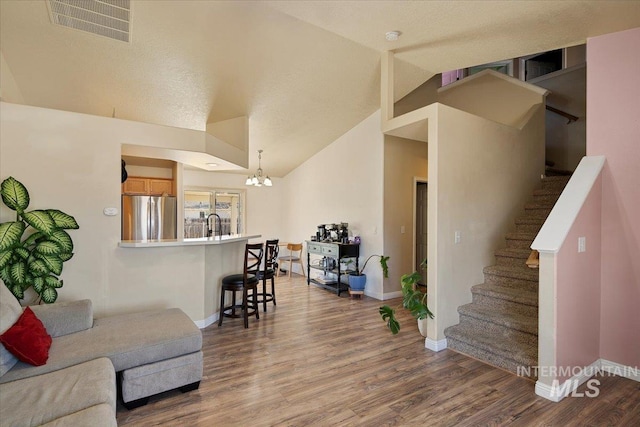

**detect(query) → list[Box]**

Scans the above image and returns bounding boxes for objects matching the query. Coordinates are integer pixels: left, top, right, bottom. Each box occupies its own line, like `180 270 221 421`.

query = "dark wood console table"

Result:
306 241 359 296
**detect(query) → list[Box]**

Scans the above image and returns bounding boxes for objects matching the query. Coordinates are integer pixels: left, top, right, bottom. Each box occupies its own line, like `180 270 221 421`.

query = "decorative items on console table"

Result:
347 254 389 292
379 260 433 335
313 222 350 243
0 177 79 303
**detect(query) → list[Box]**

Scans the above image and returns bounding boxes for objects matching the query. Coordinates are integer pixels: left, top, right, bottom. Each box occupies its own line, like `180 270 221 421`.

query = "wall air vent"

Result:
46 0 131 43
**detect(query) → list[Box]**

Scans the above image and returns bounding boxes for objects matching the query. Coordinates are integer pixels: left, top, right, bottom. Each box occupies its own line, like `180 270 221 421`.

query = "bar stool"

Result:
218 243 263 328
256 239 279 312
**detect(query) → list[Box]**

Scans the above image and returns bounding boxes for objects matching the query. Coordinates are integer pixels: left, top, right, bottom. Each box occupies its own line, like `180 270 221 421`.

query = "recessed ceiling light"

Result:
385 31 401 42
206 163 218 167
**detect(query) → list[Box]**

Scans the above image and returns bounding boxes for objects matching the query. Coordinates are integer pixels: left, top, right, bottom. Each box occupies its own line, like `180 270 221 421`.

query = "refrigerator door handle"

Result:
149 197 158 240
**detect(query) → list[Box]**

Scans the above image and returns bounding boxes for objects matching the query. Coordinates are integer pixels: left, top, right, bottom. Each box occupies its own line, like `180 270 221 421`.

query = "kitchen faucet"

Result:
206 213 222 238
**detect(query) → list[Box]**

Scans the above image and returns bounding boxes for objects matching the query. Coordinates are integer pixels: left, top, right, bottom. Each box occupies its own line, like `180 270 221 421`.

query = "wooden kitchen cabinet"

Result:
148 178 173 195
123 177 173 195
122 177 148 195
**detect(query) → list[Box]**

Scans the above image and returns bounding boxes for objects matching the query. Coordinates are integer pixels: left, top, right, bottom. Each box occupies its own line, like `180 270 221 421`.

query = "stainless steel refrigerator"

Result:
122 195 177 240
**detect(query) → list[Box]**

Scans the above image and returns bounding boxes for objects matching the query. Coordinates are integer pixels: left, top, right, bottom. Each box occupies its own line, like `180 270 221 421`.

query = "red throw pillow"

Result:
0 307 52 366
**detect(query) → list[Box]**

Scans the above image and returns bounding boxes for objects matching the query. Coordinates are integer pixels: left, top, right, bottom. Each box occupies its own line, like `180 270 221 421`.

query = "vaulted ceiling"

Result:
1 1 639 176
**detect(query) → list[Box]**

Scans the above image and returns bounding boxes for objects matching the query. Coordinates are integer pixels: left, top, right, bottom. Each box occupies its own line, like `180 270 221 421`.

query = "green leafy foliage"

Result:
0 222 25 250
41 287 58 304
379 305 400 335
0 177 79 304
0 250 12 269
23 211 56 235
47 210 79 230
355 254 390 277
379 260 433 335
0 177 30 212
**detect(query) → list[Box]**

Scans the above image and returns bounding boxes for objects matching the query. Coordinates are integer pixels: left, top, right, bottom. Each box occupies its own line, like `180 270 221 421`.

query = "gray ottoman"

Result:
92 308 203 409
121 351 203 406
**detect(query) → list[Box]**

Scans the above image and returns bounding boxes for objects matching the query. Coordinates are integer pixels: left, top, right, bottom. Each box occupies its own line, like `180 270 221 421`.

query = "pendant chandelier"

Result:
245 149 272 187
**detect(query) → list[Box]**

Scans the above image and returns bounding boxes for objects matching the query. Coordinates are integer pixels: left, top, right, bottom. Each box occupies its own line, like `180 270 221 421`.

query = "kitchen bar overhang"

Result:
118 234 261 248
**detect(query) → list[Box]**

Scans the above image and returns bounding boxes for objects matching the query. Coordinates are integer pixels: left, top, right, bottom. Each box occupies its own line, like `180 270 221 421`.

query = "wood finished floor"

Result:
116 275 640 426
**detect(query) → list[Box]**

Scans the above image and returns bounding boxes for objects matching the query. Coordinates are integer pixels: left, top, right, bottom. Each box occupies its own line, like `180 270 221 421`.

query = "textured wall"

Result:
587 27 640 368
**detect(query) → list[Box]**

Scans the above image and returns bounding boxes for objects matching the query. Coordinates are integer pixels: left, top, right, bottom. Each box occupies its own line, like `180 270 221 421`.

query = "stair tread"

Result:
494 248 532 259
532 188 563 196
484 264 539 282
515 217 545 225
445 323 537 367
542 175 571 182
458 303 538 335
505 232 537 240
472 283 538 306
524 201 555 209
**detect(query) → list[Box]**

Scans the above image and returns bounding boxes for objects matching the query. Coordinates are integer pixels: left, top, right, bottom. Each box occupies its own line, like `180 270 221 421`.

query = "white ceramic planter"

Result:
417 317 428 337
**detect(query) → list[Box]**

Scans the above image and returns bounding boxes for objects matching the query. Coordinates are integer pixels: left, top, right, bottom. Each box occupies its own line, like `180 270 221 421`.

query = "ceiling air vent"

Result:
47 0 131 43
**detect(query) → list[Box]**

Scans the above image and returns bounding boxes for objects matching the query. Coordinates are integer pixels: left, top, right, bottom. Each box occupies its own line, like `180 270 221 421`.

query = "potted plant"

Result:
0 177 79 303
347 254 389 291
379 260 433 335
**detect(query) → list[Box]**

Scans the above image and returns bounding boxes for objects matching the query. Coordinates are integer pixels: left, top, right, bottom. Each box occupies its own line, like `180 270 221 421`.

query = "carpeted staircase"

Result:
444 175 571 377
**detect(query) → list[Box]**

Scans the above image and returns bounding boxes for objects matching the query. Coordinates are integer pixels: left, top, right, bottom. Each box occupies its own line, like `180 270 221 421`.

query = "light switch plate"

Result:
103 207 118 216
578 236 586 253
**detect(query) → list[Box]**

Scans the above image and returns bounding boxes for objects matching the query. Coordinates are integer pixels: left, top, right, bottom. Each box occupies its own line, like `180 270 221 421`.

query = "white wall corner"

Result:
425 337 447 352
194 312 218 329
535 381 564 402
0 51 25 104
206 116 249 151
535 359 601 402
381 50 395 123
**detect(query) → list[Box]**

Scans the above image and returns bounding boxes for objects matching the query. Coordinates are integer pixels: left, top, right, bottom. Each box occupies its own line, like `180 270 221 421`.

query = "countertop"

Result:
118 234 261 248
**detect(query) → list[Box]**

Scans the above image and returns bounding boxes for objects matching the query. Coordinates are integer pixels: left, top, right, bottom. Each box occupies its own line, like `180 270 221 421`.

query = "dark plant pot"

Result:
348 273 367 291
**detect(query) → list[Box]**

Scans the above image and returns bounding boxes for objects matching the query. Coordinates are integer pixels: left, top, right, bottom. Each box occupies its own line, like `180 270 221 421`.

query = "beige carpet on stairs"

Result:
444 175 571 378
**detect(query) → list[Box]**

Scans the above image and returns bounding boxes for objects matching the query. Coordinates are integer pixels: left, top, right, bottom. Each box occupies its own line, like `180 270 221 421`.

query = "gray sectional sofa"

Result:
0 283 203 427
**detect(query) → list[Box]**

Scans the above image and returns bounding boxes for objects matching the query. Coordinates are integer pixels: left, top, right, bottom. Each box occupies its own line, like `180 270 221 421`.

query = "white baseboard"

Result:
535 359 600 402
536 358 639 402
194 313 217 329
381 291 403 300
425 337 447 352
535 381 563 402
600 359 640 382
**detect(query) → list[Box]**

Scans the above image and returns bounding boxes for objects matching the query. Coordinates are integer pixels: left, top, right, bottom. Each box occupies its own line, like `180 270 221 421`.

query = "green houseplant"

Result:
347 255 389 291
0 177 79 303
379 260 433 334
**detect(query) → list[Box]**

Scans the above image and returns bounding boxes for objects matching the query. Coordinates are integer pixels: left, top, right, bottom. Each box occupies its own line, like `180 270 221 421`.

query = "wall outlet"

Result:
454 231 461 244
578 236 586 253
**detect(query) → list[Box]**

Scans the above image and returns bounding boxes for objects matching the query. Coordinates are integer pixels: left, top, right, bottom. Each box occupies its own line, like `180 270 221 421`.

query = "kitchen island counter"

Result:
114 234 261 328
119 234 261 248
